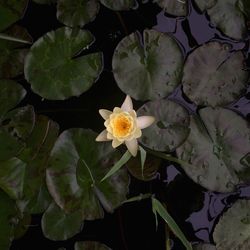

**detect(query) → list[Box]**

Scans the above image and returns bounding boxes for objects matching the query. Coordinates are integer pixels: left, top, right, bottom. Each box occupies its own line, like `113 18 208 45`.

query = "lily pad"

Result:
75 241 112 250
182 42 248 107
0 80 26 118
24 27 103 100
153 0 188 16
194 0 247 40
46 129 129 217
0 0 28 31
137 99 190 152
99 0 137 10
112 29 183 101
126 153 162 181
0 190 18 250
19 115 59 214
238 0 250 19
0 106 35 161
194 244 216 250
0 26 32 78
42 202 83 241
14 213 31 239
213 199 250 250
176 107 250 192
57 0 100 27
0 157 26 200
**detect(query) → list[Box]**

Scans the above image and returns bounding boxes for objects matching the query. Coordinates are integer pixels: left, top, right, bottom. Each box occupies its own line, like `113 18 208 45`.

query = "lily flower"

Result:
96 95 155 157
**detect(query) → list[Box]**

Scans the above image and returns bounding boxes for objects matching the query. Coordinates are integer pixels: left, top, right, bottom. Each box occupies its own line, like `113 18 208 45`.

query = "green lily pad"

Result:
57 0 100 27
42 202 83 241
153 0 188 16
137 99 190 152
24 27 103 100
0 190 18 250
0 80 26 118
176 107 250 192
0 106 35 161
75 241 111 250
0 26 32 78
213 199 250 250
46 129 129 217
19 115 59 214
0 157 26 200
126 153 162 181
0 0 28 32
99 0 137 10
112 29 183 101
238 0 250 19
182 42 248 107
194 0 247 40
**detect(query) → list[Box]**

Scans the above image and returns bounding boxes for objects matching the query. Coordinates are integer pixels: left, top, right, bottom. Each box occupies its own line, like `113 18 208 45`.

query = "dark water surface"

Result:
10 0 250 249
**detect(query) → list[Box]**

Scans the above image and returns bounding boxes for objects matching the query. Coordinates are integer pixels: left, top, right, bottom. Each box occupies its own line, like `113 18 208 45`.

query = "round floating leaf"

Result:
127 153 162 181
75 241 111 250
0 26 32 78
46 129 129 218
0 106 35 161
213 199 250 250
42 202 83 241
112 29 183 101
0 80 26 118
19 115 59 214
182 42 248 107
99 0 137 10
57 0 100 27
0 0 28 31
14 213 31 239
176 107 250 192
194 0 247 40
153 0 188 16
238 0 250 19
0 157 26 200
137 99 190 152
24 27 103 100
0 190 18 250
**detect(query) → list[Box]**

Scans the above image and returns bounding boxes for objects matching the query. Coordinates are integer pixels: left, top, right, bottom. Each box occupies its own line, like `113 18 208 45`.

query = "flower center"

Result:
111 114 133 138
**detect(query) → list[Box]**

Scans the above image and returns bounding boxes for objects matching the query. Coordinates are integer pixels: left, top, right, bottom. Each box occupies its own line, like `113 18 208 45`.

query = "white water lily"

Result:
96 95 155 157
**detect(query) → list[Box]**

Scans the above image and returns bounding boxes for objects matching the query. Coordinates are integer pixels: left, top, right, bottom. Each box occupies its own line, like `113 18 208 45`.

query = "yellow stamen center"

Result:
111 114 133 138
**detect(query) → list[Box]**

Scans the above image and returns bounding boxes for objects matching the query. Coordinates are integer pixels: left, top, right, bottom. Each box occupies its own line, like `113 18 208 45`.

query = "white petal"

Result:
112 139 123 148
99 109 112 120
96 130 110 141
134 128 142 138
121 95 133 112
137 116 155 129
125 139 138 157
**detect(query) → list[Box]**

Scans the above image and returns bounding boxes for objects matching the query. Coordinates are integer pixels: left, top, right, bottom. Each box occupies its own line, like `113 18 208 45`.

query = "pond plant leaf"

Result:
0 106 35 162
46 129 129 218
137 99 190 152
19 115 59 214
42 202 83 241
153 0 188 16
0 79 26 118
182 42 249 107
0 25 32 78
176 107 250 192
57 0 100 27
32 0 57 4
0 0 28 32
194 0 248 40
193 244 216 250
0 190 18 250
99 0 137 10
75 241 112 250
24 27 103 100
213 199 250 250
112 29 183 101
14 213 31 239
